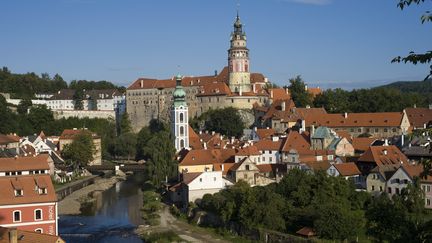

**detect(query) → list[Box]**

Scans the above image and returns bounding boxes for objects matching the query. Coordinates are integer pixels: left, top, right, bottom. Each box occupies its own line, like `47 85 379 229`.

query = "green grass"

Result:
140 230 184 243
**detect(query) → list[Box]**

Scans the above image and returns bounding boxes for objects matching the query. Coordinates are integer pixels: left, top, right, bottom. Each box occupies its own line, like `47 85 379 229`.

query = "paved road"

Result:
138 205 229 243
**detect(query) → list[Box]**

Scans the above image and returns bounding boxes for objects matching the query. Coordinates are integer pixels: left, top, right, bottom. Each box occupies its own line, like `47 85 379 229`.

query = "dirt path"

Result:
137 205 229 243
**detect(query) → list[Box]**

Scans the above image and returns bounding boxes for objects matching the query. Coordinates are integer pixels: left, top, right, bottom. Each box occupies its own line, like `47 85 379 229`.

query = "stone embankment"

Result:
58 175 126 215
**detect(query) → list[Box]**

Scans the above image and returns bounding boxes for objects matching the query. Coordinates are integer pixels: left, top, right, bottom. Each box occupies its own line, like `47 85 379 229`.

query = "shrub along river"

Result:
58 174 146 243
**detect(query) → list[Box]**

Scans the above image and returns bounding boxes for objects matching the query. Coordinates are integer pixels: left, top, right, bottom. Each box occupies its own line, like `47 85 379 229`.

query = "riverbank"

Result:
58 175 126 215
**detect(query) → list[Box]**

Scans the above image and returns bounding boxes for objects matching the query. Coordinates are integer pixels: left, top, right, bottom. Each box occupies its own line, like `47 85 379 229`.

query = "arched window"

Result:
180 139 185 148
13 210 21 222
35 228 43 233
180 126 184 136
179 113 184 122
34 209 42 221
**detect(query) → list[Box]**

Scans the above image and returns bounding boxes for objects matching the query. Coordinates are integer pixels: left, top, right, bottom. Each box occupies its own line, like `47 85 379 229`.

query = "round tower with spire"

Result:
228 12 251 93
171 74 189 152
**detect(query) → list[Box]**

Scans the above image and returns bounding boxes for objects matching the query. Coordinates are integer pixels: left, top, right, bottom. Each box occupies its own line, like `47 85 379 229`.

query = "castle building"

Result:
126 13 270 132
171 75 189 152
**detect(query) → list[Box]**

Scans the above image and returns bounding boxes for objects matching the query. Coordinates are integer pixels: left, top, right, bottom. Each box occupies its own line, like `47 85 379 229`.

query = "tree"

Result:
287 75 313 108
119 112 132 135
113 133 137 161
27 105 55 133
17 98 32 114
61 131 95 171
392 0 432 79
73 89 84 110
195 107 244 138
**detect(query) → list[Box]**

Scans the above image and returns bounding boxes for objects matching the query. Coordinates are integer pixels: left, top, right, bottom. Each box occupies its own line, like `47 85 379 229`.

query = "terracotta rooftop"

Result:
405 107 432 129
358 145 408 167
306 87 322 97
255 139 283 151
0 154 50 172
352 137 377 152
281 131 311 153
268 88 290 101
182 172 202 185
60 129 99 139
303 161 332 172
296 227 316 237
294 107 327 119
235 145 261 156
179 148 235 166
196 82 232 97
0 174 57 205
256 163 287 174
334 162 361 176
0 134 20 145
213 163 235 176
304 112 404 127
255 128 276 140
128 67 266 91
0 227 65 243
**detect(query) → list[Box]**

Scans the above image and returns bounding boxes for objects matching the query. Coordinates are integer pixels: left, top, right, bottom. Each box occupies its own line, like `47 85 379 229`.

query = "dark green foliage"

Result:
0 67 67 98
61 131 95 169
17 98 32 114
314 87 429 113
0 67 125 99
136 121 177 186
111 133 137 161
119 112 132 135
191 107 245 138
73 89 84 110
200 170 370 241
287 75 313 108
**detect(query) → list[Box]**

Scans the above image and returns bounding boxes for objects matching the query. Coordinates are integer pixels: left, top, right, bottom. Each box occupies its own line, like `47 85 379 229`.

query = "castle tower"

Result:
228 12 251 93
171 74 189 152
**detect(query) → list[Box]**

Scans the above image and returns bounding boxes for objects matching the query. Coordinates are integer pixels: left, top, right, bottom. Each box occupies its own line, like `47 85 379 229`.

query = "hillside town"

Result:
1 1 432 243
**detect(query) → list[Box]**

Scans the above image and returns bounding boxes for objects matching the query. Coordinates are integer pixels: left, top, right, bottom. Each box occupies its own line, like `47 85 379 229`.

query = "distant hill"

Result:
376 79 432 93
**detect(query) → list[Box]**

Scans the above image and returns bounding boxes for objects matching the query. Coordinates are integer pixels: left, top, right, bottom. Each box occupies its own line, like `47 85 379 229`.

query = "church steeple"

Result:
171 74 189 152
228 11 251 93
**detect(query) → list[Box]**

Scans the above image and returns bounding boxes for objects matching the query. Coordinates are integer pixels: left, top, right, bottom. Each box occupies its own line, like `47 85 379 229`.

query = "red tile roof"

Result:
0 154 50 172
0 134 20 145
358 145 408 167
0 227 65 243
179 148 235 166
303 161 332 172
0 174 57 205
213 163 235 176
255 139 283 151
183 172 202 185
352 137 376 152
196 82 231 97
334 162 361 176
255 128 276 140
296 227 316 237
304 112 404 127
405 107 432 129
268 88 291 101
281 131 311 152
235 145 261 156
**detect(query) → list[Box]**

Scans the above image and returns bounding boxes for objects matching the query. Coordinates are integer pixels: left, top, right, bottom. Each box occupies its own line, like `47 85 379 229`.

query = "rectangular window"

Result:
375 128 379 133
380 186 383 192
246 165 250 171
15 189 23 197
35 209 42 220
427 199 431 206
396 188 400 194
13 211 21 222
388 187 392 194
269 157 273 162
371 186 375 191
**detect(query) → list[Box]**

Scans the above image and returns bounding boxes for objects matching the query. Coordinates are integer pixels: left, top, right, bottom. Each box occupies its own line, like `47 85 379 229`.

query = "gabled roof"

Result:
229 157 259 172
0 174 57 205
235 145 261 156
179 148 236 166
256 163 287 174
370 165 399 180
405 107 432 128
268 88 290 101
302 161 331 172
262 99 297 121
293 107 327 119
0 154 50 172
0 134 20 145
304 112 404 127
352 137 376 152
255 139 283 151
255 128 276 140
183 172 203 185
0 226 64 243
334 162 361 176
196 82 231 97
358 145 408 167
281 131 311 152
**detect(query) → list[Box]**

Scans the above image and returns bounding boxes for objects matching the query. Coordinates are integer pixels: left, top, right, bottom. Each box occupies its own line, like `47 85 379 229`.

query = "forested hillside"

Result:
0 66 125 98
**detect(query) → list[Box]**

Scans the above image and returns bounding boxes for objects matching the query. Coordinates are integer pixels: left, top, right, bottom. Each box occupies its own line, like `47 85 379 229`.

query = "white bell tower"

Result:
171 74 189 152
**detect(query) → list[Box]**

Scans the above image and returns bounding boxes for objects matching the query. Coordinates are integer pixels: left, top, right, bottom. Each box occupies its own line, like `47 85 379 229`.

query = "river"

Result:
58 174 146 243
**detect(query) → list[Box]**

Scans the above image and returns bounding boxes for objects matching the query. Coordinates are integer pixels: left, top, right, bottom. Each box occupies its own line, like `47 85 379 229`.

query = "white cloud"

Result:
288 0 333 5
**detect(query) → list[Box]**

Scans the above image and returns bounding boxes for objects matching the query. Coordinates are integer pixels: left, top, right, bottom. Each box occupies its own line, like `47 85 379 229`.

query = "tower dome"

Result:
173 74 186 107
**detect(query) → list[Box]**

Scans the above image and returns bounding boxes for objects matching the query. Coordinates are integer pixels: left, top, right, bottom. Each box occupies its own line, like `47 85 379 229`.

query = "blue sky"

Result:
0 0 430 89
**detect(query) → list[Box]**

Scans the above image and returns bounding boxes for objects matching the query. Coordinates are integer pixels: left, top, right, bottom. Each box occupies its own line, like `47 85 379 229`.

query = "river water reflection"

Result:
59 174 145 243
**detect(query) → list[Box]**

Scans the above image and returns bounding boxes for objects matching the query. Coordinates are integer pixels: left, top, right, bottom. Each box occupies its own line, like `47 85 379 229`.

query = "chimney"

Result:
281 101 286 111
285 87 289 94
199 130 202 135
306 105 311 109
311 125 315 136
414 104 417 108
9 228 17 243
401 134 404 147
300 120 306 133
231 136 235 144
214 70 218 76
344 112 348 118
384 139 389 146
272 136 279 142
383 149 388 155
305 84 308 91
221 164 225 172
239 86 242 96
253 127 257 132
270 90 273 98
212 131 215 135
203 142 207 150
429 104 432 110
253 84 256 93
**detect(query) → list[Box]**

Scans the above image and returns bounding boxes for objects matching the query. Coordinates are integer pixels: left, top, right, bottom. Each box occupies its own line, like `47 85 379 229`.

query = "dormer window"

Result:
39 187 47 195
14 189 23 197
